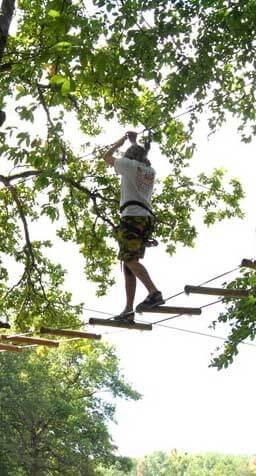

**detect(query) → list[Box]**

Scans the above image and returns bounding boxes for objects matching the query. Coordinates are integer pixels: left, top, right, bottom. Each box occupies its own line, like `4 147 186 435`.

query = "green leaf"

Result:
50 75 66 86
17 132 30 147
61 79 71 96
54 41 72 50
35 175 50 190
48 9 61 17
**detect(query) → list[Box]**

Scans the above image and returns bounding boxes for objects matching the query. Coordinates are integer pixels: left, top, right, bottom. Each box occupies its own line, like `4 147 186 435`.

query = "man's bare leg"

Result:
123 263 136 314
125 259 158 295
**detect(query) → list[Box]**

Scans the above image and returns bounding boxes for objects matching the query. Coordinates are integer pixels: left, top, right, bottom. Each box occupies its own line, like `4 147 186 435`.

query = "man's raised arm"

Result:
103 131 138 166
103 135 127 166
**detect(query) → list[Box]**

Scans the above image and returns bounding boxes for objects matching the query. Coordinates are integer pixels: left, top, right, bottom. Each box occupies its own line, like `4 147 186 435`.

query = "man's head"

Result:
124 144 151 166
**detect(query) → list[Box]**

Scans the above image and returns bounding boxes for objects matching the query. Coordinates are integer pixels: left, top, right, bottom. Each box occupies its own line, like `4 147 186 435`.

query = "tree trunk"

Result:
0 0 16 61
0 0 15 125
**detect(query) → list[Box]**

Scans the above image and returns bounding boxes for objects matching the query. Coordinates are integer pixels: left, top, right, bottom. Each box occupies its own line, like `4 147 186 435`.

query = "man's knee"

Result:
124 262 134 276
125 259 139 271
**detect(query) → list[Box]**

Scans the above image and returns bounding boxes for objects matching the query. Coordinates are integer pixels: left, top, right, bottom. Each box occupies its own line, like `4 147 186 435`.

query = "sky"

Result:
3 96 256 458
100 126 256 458
5 8 256 458
60 116 256 458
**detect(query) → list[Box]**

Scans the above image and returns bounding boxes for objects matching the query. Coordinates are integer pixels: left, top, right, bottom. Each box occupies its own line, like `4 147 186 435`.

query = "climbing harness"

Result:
120 199 154 216
120 200 158 247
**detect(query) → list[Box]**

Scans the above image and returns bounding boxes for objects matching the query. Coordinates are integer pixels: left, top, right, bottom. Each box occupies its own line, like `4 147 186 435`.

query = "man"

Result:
103 131 165 322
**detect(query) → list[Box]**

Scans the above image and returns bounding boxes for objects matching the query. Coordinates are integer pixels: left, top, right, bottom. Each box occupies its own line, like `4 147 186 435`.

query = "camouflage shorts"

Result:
116 216 154 262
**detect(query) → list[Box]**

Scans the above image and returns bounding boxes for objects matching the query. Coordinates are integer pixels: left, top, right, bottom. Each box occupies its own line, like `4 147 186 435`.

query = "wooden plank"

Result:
89 317 152 331
241 259 256 270
1 335 59 347
184 285 249 299
40 327 101 340
0 343 23 352
138 305 202 315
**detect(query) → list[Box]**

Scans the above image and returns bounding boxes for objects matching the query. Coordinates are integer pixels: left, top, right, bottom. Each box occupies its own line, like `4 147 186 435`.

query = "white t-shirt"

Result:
114 156 156 217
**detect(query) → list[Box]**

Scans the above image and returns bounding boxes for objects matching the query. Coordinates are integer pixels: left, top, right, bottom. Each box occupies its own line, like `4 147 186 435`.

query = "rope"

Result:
199 266 240 287
84 307 113 317
77 74 254 162
159 265 240 306
151 322 256 348
152 265 240 325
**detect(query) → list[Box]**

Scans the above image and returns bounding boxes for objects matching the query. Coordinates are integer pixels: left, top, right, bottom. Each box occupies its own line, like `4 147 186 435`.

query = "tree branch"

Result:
61 175 117 229
6 170 43 181
0 175 35 266
1 170 118 229
0 174 50 307
37 84 55 129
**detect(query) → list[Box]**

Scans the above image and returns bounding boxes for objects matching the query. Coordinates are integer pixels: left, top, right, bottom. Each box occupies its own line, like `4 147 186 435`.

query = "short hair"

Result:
124 144 151 166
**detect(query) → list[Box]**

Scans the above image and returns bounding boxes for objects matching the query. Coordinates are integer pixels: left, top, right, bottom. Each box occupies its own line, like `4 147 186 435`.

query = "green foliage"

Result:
102 450 256 476
0 0 252 338
210 269 256 369
0 343 139 475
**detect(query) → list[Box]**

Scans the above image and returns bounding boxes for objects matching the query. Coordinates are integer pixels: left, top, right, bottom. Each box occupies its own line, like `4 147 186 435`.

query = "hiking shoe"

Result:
114 311 135 322
136 291 165 313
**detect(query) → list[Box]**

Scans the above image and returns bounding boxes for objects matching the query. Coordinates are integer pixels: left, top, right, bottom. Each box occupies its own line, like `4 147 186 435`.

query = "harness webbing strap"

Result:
120 200 154 216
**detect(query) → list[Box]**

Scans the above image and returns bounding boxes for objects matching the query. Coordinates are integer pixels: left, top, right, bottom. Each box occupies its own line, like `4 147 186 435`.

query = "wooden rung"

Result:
184 285 249 299
241 259 256 270
40 327 101 340
1 335 59 347
89 317 152 331
138 305 202 315
0 343 23 352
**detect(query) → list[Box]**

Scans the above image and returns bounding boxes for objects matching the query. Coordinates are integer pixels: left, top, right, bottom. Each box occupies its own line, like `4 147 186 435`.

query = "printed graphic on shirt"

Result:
136 166 155 194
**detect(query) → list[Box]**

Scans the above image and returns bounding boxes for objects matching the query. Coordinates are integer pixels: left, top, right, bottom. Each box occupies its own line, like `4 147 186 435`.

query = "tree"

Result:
134 451 171 476
98 459 136 476
125 451 256 476
210 269 256 369
0 1 252 337
0 341 139 475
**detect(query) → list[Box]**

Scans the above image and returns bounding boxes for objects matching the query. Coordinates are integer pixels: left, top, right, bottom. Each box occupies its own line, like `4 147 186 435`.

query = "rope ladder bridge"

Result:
0 258 255 352
0 326 101 354
88 258 256 331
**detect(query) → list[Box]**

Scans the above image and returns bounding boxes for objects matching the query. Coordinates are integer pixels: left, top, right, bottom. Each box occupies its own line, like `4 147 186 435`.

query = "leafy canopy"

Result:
0 341 139 475
0 1 254 357
98 449 256 476
210 268 256 369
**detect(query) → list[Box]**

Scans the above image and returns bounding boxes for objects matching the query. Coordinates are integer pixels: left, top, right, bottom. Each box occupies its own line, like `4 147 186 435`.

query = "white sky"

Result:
60 116 256 457
4 0 255 462
2 47 256 459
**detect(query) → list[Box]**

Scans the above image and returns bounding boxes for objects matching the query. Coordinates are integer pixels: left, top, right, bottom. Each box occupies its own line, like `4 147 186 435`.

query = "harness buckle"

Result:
145 238 159 247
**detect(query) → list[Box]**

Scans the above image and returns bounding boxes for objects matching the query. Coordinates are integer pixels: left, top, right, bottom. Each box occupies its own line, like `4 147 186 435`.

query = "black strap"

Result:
120 200 154 216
